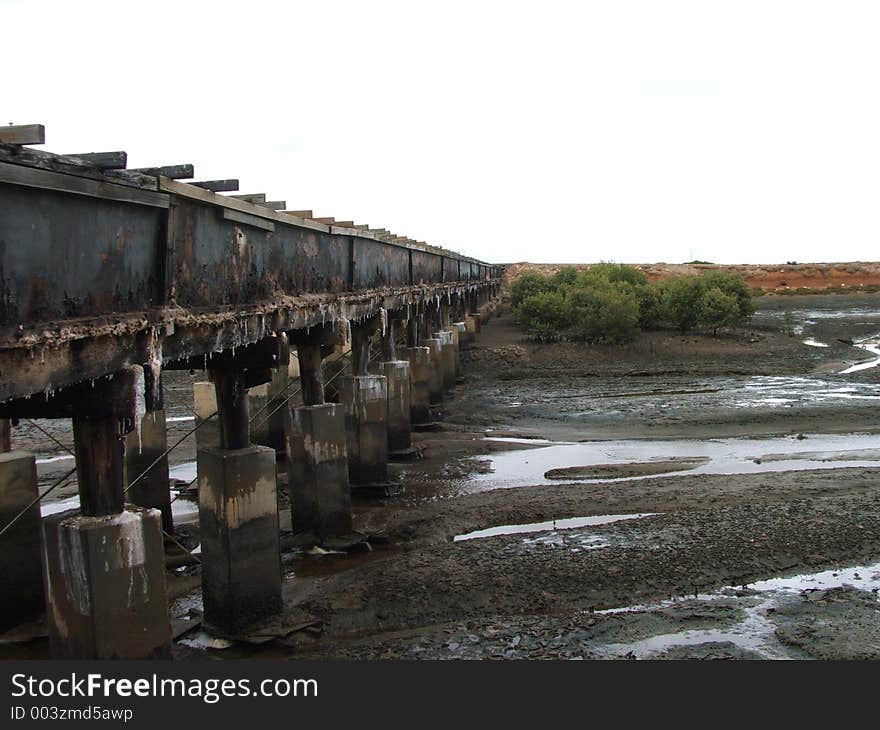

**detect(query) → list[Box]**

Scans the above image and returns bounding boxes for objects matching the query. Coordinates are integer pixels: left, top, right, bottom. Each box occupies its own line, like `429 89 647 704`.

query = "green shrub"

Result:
510 265 754 342
510 272 551 309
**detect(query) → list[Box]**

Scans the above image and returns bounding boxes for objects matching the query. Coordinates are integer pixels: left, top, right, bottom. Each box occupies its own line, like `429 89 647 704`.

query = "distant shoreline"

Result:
502 261 880 293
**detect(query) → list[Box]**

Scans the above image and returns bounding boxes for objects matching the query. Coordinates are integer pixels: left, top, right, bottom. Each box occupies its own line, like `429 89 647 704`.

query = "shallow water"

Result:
454 513 656 541
40 494 200 522
480 433 880 489
589 561 880 659
400 432 880 497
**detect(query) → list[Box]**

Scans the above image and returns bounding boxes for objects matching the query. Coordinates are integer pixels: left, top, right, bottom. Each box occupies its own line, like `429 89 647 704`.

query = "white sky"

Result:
3 0 879 265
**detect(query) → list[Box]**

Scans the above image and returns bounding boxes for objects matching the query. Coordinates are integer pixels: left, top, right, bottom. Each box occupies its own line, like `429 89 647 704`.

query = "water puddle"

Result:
454 513 656 541
440 432 880 494
35 454 74 465
169 461 198 483
40 494 200 522
839 340 880 374
484 436 554 445
589 561 880 659
803 338 828 348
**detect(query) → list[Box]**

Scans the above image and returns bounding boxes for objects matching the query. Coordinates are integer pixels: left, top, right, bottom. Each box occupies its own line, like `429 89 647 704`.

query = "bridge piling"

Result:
39 369 172 658
379 316 412 453
0 448 44 632
405 346 433 427
452 322 466 380
341 317 389 485
198 367 282 635
424 337 444 404
286 334 352 538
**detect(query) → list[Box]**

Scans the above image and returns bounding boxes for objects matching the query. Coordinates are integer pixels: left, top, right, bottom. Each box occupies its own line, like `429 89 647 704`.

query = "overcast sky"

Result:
4 1 879 265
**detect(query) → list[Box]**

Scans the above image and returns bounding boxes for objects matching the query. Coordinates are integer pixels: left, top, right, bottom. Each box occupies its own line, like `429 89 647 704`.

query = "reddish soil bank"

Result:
504 261 880 293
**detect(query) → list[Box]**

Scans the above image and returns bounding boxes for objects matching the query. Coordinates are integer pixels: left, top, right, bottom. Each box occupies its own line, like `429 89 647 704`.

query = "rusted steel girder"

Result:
0 147 501 405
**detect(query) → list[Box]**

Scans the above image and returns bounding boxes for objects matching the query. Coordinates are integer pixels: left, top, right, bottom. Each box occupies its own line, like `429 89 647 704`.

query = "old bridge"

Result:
0 125 501 658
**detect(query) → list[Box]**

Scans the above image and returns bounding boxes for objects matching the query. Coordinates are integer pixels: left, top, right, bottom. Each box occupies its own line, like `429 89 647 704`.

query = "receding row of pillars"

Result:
0 286 501 657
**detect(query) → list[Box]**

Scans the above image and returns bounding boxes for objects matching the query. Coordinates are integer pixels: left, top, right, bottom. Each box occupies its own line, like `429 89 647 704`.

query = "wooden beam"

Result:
0 160 170 209
190 179 239 192
0 124 45 145
221 207 275 232
333 220 354 227
314 216 335 224
0 144 157 190
158 178 330 234
285 209 313 218
229 193 266 203
130 164 194 179
64 151 128 170
258 200 287 210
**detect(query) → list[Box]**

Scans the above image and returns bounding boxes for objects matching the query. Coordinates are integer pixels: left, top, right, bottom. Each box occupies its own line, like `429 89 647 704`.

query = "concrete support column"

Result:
340 375 388 484
40 370 172 658
198 369 281 634
0 451 44 631
468 312 482 334
433 331 456 394
406 347 432 426
0 419 11 452
197 445 281 633
194 381 220 450
452 322 467 379
406 317 420 348
125 409 173 533
42 506 170 658
286 404 351 538
423 338 444 404
380 360 411 451
286 337 352 538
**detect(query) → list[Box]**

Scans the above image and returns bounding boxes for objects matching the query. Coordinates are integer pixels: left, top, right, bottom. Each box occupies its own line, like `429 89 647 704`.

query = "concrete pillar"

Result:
424 338 444 404
0 451 44 631
380 360 411 451
42 506 171 658
193 381 220 450
125 409 173 533
285 404 352 538
453 322 467 378
0 419 11 452
433 331 456 394
340 375 388 484
197 444 281 634
406 346 432 426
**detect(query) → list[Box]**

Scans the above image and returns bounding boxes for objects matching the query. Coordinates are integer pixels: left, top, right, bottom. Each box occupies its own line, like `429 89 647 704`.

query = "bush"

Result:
515 290 572 341
511 265 755 342
510 272 551 309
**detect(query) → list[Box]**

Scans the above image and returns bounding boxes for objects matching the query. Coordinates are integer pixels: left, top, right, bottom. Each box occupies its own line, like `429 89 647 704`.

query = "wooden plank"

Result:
64 151 128 169
0 160 170 208
190 179 239 192
229 193 266 203
314 216 335 224
0 144 158 190
334 220 354 227
285 209 312 218
221 207 276 232
0 124 45 145
130 164 194 179
159 177 329 234
258 200 286 210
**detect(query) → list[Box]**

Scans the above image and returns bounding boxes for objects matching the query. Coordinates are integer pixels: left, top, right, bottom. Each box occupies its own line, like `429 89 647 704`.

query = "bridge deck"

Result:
0 143 499 404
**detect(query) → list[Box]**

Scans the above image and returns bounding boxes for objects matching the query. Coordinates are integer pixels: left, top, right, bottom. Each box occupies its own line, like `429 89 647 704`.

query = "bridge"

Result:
0 125 501 658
